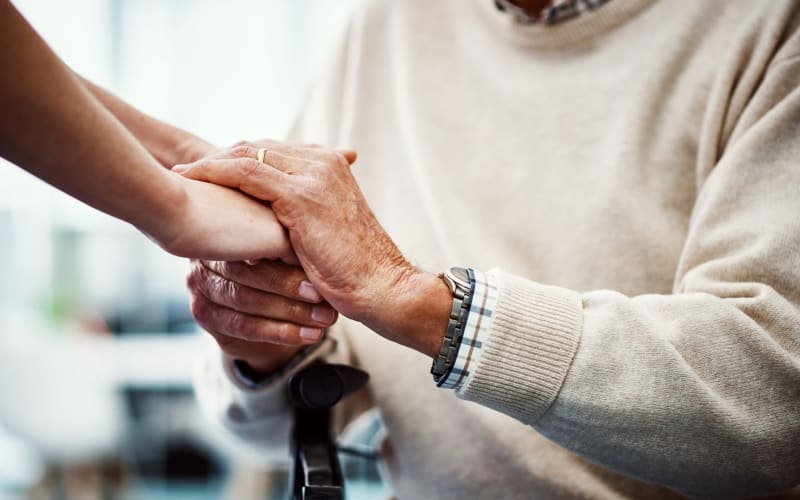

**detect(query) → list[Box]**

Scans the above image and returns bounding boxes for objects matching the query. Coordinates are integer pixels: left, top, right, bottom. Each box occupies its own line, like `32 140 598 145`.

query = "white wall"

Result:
0 0 362 320
0 1 365 488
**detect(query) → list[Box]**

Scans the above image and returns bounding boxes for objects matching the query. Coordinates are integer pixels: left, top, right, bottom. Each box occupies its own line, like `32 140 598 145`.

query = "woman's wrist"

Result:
136 171 190 252
173 136 214 166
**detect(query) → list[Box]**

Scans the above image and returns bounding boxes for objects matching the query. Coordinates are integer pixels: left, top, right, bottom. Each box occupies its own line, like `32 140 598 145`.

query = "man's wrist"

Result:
359 267 451 359
235 345 305 378
227 342 325 390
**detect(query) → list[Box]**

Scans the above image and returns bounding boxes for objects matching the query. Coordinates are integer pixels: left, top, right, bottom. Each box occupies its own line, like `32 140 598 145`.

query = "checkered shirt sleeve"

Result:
494 0 611 25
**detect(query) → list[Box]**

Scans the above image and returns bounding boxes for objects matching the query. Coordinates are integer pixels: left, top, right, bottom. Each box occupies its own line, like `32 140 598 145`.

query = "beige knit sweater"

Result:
195 0 800 497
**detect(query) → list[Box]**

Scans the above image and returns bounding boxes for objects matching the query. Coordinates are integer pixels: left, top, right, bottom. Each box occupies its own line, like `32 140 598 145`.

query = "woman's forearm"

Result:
79 77 214 167
0 0 185 244
0 1 295 262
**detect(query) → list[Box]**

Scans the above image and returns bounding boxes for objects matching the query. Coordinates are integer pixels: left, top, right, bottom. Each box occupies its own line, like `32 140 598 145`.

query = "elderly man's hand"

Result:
174 145 451 358
187 259 338 375
159 139 354 262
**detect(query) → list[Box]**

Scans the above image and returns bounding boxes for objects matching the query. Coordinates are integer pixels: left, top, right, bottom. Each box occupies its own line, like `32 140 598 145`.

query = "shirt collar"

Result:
494 0 612 25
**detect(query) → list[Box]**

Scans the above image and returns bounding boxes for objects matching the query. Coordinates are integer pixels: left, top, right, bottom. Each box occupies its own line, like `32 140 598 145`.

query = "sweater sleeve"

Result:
458 56 800 497
193 334 345 464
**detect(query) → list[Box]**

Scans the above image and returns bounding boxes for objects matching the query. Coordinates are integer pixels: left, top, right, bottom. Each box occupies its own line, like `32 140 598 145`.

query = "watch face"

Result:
448 267 470 289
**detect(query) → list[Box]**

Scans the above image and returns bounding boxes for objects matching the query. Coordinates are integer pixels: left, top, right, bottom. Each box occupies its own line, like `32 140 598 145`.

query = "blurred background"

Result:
0 1 389 498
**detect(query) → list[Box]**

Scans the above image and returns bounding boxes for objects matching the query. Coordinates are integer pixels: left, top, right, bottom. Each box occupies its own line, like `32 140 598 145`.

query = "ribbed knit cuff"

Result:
459 269 583 424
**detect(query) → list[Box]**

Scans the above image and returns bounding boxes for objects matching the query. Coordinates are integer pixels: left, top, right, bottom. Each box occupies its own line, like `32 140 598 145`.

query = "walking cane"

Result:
288 363 368 500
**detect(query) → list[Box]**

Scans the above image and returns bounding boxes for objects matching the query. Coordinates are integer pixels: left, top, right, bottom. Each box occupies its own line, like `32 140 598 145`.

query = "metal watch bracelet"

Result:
431 267 473 385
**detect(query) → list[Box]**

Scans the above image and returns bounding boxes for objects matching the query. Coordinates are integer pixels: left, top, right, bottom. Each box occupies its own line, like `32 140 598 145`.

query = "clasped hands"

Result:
171 140 450 376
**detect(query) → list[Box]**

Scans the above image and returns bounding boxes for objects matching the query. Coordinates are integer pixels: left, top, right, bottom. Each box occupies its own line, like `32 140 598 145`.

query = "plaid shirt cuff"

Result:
495 0 611 25
438 269 498 391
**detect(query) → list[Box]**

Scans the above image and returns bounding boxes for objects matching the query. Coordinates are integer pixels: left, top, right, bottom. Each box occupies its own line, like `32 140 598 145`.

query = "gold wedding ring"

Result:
256 148 267 163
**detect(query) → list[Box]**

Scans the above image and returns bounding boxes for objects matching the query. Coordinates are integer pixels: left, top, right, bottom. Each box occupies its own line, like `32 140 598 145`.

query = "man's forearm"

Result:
80 77 213 167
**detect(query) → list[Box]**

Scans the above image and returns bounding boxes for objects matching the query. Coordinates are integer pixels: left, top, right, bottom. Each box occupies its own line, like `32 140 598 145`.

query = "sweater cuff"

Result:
219 336 337 424
458 269 583 424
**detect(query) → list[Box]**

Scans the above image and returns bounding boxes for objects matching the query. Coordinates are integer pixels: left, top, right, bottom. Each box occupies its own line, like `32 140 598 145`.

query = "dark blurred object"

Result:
123 388 219 479
104 298 196 335
288 364 368 500
121 386 225 498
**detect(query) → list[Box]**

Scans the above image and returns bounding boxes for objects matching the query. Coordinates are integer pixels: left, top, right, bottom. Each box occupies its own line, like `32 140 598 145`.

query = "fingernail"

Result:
298 281 321 302
312 306 335 324
172 164 189 173
299 327 322 341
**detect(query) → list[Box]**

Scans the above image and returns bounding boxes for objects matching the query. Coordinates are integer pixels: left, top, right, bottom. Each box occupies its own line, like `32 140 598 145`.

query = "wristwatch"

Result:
430 267 473 385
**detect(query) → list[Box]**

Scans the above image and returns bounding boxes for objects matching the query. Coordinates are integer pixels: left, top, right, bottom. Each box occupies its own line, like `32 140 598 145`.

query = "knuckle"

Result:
196 267 222 297
220 277 236 301
225 311 250 337
231 140 250 150
266 276 287 296
303 177 326 198
237 158 261 177
257 266 283 293
233 144 253 158
224 261 251 284
255 262 299 295
208 260 233 279
282 263 308 284
219 278 241 305
186 267 199 290
271 322 297 345
196 268 246 311
241 318 292 345
286 301 308 321
202 260 219 273
189 295 211 325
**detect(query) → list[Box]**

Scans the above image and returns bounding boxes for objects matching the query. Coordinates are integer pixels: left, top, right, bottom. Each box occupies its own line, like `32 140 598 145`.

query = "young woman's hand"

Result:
152 174 294 262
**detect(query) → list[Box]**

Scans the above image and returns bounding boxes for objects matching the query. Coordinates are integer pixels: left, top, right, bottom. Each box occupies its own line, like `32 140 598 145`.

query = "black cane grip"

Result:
288 363 369 411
